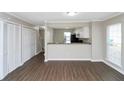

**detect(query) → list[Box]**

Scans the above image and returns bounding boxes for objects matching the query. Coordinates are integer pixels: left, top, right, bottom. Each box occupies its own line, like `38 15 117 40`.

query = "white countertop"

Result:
47 43 91 45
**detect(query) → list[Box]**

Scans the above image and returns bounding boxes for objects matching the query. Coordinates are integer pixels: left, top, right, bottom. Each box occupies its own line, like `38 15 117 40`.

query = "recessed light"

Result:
66 12 78 16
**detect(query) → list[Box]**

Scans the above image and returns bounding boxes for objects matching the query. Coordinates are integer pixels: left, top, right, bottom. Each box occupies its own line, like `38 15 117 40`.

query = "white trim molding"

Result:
47 59 91 61
103 12 123 21
103 60 124 75
45 59 48 62
91 59 104 62
35 50 42 55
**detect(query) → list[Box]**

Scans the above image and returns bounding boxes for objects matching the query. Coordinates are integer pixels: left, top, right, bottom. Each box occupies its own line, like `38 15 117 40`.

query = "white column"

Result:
121 23 124 70
0 21 4 79
44 26 48 62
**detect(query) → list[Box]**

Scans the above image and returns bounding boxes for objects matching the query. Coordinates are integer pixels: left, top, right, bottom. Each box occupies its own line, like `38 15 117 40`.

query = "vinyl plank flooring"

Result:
3 53 124 81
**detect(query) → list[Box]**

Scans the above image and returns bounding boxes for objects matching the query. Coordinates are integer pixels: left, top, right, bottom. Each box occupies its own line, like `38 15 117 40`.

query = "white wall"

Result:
35 30 43 54
53 29 74 43
91 22 104 61
47 27 53 43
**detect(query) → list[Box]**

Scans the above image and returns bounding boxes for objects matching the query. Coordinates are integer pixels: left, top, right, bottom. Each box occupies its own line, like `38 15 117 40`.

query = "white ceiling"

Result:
8 12 121 25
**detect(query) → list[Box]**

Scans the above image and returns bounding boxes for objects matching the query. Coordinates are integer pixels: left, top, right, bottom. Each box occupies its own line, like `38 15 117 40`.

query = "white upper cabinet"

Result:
75 26 90 38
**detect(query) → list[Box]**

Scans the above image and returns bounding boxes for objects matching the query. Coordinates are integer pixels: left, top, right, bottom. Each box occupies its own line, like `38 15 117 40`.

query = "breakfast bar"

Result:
47 43 91 61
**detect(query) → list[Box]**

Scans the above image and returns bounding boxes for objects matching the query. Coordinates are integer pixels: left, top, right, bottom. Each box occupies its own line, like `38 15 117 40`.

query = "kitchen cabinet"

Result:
75 26 90 38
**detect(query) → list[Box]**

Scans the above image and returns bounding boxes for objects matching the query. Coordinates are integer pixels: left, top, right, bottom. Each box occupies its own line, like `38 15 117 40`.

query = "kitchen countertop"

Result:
47 42 91 45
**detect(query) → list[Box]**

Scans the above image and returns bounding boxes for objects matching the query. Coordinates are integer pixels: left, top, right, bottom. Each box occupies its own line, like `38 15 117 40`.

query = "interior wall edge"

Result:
103 60 124 75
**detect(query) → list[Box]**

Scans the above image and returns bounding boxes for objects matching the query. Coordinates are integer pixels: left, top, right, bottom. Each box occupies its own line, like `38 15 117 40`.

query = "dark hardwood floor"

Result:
3 53 124 81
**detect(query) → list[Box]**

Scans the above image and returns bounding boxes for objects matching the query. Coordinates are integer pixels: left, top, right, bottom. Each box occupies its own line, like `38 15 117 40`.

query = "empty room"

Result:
0 12 124 81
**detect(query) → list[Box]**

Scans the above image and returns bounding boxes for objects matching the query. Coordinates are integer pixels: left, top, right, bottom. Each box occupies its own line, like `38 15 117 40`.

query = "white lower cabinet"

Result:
74 26 90 38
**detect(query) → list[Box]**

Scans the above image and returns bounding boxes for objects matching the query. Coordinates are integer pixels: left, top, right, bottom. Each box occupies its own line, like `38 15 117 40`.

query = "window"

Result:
106 23 122 67
64 32 71 43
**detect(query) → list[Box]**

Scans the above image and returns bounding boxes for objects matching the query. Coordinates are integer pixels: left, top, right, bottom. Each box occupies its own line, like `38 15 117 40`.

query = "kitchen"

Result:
44 22 92 61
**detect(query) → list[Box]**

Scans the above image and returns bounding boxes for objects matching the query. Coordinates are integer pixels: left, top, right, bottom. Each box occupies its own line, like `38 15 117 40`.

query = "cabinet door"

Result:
74 28 82 38
79 26 89 38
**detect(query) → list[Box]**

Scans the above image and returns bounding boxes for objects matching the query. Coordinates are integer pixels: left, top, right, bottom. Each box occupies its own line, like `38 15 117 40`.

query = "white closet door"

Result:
7 23 21 73
0 21 4 79
3 23 8 76
22 27 30 63
30 29 36 57
7 23 15 72
22 27 36 63
14 24 22 67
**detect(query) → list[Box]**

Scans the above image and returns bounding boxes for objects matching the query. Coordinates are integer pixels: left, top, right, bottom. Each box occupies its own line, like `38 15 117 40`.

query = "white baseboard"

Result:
103 60 124 75
47 58 91 61
44 59 48 62
47 59 104 62
0 74 4 80
91 59 104 62
35 50 42 55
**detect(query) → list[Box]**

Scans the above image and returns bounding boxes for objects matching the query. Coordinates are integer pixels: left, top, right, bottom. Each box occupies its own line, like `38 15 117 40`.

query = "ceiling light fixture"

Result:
66 12 78 16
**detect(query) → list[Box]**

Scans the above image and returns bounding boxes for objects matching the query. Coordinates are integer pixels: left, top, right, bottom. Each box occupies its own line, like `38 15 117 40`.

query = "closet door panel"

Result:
0 21 4 79
3 23 8 76
22 27 36 63
22 27 32 63
7 23 22 73
30 29 36 57
22 27 28 63
14 25 22 67
7 23 15 73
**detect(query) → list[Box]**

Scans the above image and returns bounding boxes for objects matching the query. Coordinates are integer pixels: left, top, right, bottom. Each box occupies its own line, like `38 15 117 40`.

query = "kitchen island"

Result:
46 43 92 61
